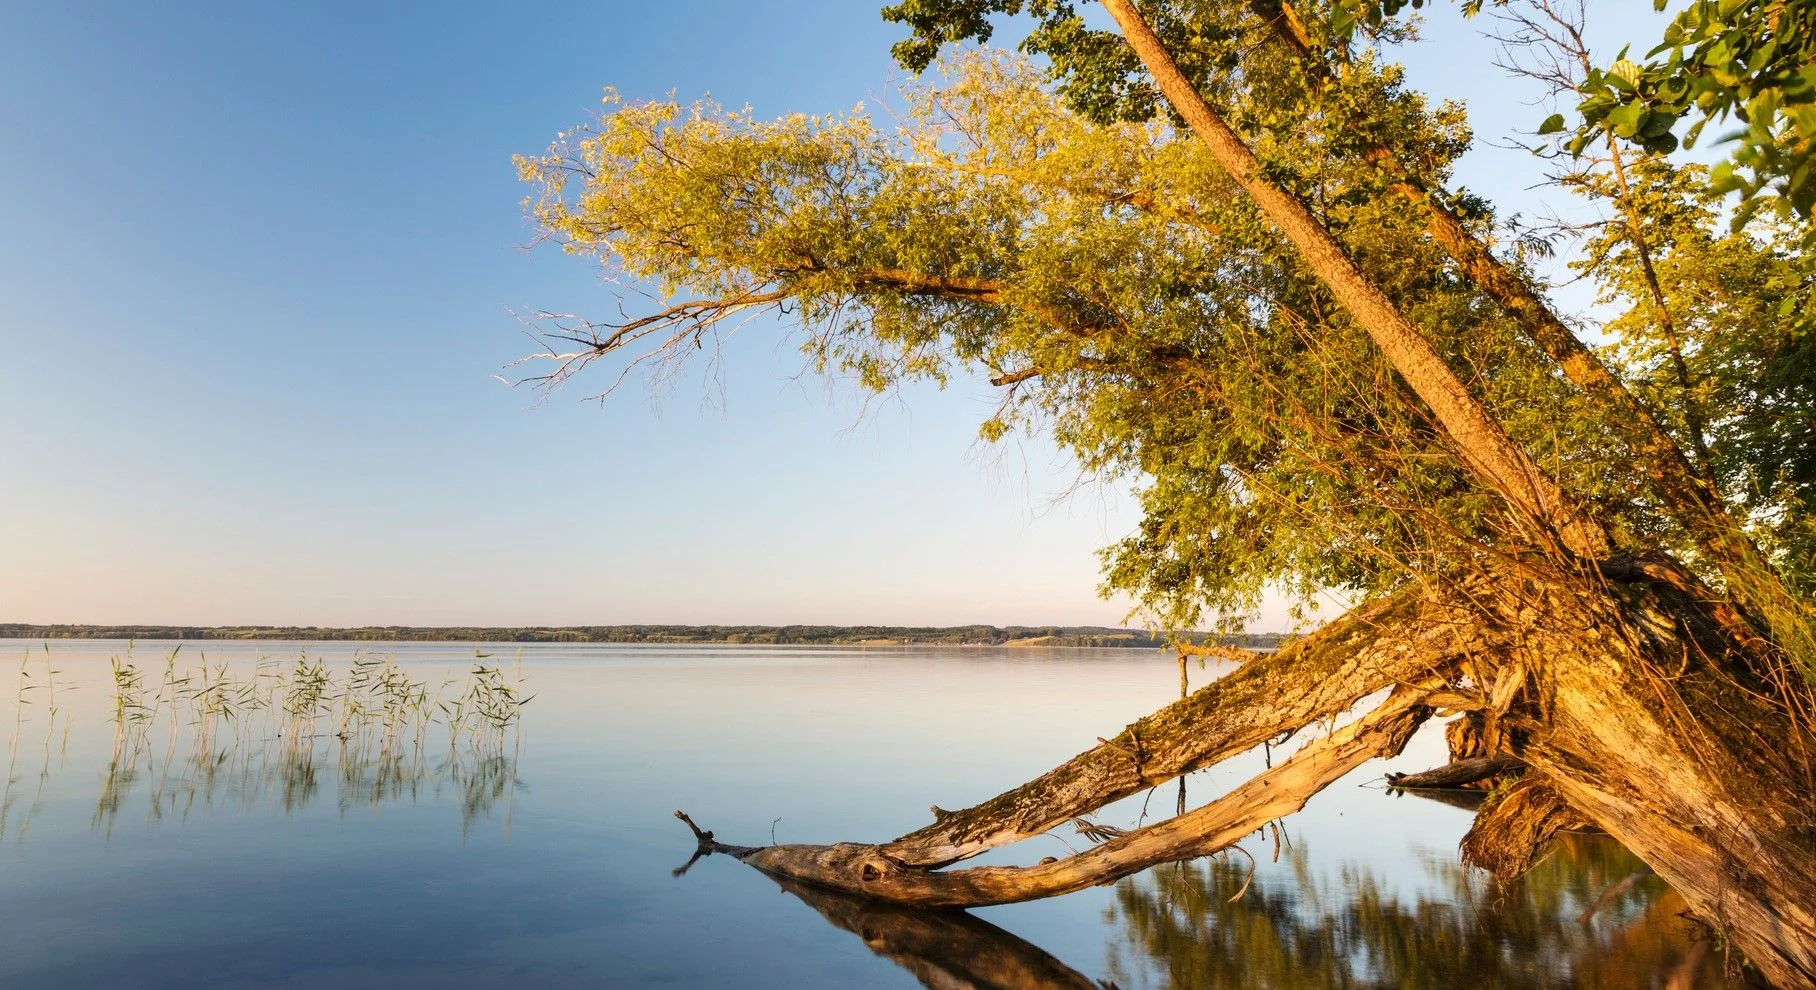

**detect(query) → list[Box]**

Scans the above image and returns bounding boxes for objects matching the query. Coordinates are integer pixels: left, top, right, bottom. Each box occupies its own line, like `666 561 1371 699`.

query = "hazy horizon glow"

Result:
0 3 1668 631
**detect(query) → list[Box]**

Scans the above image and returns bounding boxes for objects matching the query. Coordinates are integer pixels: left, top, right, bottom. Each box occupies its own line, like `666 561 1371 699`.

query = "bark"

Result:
1496 570 1816 987
1458 776 1590 877
692 679 1436 908
882 588 1470 868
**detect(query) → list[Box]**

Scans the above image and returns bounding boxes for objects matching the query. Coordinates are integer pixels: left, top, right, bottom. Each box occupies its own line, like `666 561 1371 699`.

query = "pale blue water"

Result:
0 640 1730 988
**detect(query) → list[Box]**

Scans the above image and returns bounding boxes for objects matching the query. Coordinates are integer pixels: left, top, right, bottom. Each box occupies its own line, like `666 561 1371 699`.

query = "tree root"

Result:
1458 777 1590 880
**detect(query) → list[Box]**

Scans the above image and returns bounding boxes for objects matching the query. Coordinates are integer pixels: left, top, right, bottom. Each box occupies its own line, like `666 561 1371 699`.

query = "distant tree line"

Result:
0 623 1283 650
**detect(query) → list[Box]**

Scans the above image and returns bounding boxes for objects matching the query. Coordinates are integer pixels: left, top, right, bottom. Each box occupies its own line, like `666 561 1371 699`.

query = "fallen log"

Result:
677 679 1436 908
883 590 1470 868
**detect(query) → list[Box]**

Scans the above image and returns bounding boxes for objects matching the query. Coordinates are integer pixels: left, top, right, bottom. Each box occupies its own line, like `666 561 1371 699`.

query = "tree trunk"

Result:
679 565 1816 985
1098 0 1606 559
884 588 1472 867
1509 572 1816 985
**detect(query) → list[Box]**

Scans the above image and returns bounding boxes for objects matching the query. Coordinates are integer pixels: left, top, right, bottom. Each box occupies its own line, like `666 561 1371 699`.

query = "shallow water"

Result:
0 640 1733 988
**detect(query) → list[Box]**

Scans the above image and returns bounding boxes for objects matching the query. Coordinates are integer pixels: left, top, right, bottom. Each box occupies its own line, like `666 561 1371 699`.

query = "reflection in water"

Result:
91 728 523 837
689 829 1743 990
767 874 1110 990
0 643 1766 987
1103 835 1745 989
2 646 527 840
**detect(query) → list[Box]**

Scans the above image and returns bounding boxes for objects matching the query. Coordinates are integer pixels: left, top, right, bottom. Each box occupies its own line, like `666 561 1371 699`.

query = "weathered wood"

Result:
703 682 1434 908
1386 755 1526 790
882 590 1468 868
1459 777 1590 878
1508 574 1816 988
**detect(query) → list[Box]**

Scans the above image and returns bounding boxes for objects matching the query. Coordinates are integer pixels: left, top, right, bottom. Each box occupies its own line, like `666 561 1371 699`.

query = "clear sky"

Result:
0 2 1669 630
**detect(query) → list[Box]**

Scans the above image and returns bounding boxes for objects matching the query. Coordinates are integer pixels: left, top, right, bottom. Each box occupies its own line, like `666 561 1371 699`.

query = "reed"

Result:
59 646 533 835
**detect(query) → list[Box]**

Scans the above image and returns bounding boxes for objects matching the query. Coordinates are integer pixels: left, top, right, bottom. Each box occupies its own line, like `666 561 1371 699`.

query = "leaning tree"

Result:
517 1 1816 983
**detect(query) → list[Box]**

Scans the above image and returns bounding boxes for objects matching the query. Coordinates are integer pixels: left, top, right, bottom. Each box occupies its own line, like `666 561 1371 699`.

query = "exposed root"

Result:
1460 779 1591 881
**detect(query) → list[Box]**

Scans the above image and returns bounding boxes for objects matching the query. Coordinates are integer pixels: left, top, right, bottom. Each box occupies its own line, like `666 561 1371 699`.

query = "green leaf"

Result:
1538 113 1567 135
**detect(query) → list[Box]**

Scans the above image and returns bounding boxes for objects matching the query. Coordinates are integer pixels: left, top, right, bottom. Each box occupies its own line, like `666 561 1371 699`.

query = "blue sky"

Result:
0 2 1669 629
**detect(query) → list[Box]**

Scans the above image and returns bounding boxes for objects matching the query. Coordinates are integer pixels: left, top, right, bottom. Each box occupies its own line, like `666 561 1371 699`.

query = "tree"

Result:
518 3 1816 983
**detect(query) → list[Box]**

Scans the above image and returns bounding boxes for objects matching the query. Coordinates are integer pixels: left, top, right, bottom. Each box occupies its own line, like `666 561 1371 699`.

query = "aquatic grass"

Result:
69 646 531 835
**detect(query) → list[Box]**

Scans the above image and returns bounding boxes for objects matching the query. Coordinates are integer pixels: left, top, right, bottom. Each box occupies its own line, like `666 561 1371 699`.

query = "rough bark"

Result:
882 588 1468 868
1458 776 1590 877
1498 570 1816 987
695 680 1435 908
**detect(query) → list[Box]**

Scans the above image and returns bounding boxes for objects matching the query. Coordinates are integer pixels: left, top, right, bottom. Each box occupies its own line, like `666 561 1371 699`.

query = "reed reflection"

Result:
37 646 530 837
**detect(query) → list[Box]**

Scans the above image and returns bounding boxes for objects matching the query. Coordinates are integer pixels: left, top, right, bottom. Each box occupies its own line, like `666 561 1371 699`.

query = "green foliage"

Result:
1322 0 1816 222
518 52 1665 630
1575 0 1816 223
1578 157 1816 590
517 4 1812 636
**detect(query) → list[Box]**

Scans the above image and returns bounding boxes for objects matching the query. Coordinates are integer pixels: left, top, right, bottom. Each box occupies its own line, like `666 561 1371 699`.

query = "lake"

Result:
0 640 1733 988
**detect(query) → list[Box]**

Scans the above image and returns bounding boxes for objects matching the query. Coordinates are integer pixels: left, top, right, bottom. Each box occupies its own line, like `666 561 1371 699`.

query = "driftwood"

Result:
1385 754 1526 790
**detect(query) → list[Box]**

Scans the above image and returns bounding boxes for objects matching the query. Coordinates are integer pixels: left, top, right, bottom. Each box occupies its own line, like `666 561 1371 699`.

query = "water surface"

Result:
0 640 1731 987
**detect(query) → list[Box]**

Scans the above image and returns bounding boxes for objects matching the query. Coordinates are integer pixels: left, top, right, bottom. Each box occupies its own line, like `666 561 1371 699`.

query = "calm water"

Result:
0 640 1733 988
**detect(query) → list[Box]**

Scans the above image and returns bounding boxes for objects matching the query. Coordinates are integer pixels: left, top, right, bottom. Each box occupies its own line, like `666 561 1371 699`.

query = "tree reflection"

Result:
769 874 1111 990
720 828 1746 990
1102 833 1749 989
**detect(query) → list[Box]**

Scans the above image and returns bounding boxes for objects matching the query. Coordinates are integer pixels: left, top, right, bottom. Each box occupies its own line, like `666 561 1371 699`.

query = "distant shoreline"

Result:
0 623 1284 650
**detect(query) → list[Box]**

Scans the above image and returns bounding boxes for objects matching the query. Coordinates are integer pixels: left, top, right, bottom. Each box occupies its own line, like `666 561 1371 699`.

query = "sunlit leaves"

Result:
522 50 1644 630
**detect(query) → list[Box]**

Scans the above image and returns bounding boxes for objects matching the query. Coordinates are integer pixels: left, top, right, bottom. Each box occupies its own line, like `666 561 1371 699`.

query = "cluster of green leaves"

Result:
1327 0 1487 38
1579 157 1816 590
520 45 1657 630
1328 0 1816 222
1573 0 1816 222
